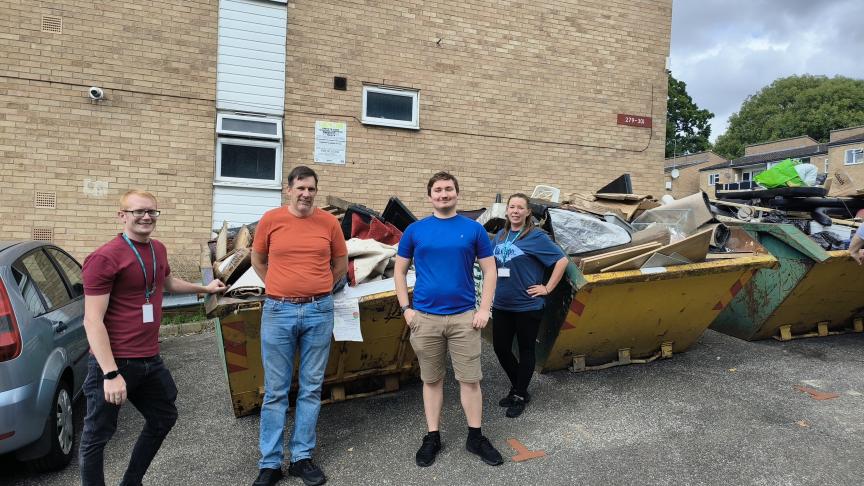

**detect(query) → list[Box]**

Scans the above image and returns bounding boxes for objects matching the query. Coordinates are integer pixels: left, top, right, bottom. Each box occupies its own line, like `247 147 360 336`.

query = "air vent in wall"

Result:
34 191 57 209
32 228 54 242
41 15 62 33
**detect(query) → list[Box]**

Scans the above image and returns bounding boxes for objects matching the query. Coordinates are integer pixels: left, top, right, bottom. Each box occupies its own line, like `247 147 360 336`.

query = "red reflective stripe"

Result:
0 431 15 440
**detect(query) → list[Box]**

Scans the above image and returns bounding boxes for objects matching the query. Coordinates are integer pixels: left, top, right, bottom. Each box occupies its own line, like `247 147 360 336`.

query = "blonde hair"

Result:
119 190 158 209
497 193 535 242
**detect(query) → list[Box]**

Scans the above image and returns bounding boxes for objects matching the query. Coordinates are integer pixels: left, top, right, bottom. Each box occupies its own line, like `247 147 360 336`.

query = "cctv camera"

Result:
88 87 104 100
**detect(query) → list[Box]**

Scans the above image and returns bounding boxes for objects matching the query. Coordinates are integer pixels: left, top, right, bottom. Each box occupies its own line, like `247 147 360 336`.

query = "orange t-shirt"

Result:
253 207 348 298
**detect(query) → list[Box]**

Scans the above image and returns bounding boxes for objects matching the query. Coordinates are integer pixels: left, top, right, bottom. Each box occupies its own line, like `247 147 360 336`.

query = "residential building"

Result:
699 136 828 195
663 151 726 198
0 1 673 277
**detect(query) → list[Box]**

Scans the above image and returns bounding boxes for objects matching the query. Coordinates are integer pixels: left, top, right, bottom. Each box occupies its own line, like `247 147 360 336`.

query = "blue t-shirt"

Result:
492 228 565 312
398 215 493 315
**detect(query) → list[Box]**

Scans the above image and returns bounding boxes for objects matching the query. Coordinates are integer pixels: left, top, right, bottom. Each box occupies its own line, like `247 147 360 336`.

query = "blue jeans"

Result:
258 295 334 469
79 355 178 486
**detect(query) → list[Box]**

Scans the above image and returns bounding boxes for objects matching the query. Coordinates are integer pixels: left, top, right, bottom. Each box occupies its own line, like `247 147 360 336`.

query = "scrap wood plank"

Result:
601 226 714 272
580 242 663 274
593 193 652 201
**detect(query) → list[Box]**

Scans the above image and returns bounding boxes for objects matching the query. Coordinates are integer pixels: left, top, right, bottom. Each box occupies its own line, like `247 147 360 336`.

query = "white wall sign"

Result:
314 121 347 165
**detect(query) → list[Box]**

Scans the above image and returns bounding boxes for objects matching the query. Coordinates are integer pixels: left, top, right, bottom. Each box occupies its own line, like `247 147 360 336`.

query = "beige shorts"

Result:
408 309 482 383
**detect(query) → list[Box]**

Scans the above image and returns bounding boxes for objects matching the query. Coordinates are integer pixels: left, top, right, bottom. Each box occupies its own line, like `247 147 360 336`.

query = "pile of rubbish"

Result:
465 175 734 274
711 163 864 251
204 196 418 298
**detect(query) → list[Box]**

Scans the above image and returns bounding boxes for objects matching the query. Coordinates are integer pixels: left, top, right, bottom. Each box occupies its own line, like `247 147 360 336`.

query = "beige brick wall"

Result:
744 136 818 156
282 0 672 214
829 142 864 192
664 151 726 198
2 0 672 275
0 1 217 279
830 125 864 143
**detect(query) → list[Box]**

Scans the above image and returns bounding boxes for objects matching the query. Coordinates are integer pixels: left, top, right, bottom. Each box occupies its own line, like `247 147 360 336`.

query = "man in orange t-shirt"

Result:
250 166 347 486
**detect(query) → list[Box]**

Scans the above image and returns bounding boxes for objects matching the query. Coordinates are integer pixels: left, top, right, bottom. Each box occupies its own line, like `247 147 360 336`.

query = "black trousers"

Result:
492 308 544 396
79 354 178 486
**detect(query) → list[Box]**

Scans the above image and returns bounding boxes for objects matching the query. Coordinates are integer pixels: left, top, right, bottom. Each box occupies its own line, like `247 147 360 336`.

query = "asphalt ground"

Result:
3 328 864 485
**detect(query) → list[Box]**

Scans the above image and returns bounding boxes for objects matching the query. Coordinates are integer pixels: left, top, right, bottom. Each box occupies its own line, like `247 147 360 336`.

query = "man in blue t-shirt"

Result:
394 171 503 468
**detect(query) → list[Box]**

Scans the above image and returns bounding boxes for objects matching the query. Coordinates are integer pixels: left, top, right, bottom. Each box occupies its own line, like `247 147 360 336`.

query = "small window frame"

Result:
215 138 283 189
845 148 864 166
708 173 720 186
361 85 420 130
217 113 282 140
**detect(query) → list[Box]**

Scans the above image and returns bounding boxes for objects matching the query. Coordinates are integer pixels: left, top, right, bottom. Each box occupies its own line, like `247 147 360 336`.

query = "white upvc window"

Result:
708 173 720 185
217 113 281 140
845 148 864 165
361 85 420 129
740 170 753 182
215 138 282 189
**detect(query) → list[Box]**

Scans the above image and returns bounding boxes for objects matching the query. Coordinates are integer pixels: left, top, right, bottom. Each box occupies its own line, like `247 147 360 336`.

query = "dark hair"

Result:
497 193 536 242
286 165 319 187
426 171 459 196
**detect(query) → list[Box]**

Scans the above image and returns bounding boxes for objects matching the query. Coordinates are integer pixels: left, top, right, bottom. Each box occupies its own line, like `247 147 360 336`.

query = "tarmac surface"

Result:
3 328 864 485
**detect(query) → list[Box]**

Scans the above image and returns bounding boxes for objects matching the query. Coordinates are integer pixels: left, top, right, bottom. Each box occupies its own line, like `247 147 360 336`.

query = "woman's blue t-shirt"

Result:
397 215 493 315
492 228 565 312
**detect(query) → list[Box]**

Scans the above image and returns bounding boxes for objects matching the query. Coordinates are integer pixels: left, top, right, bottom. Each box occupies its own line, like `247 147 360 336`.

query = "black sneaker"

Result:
288 459 326 486
466 435 504 466
252 467 283 486
505 395 526 418
415 433 442 467
499 391 531 407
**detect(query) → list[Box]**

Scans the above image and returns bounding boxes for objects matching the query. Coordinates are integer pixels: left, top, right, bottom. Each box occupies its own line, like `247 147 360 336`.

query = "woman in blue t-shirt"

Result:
492 193 569 418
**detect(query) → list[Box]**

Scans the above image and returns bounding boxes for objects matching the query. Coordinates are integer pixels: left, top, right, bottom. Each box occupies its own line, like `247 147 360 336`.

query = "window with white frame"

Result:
361 85 419 129
215 114 282 188
845 148 864 166
740 170 753 182
708 173 720 185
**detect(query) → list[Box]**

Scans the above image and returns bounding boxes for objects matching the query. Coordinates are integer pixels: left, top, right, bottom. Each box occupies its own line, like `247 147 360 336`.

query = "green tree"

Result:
666 73 714 158
714 75 864 159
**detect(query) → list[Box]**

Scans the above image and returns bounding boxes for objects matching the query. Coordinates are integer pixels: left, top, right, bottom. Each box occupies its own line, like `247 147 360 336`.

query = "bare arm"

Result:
394 255 415 326
83 294 127 405
850 233 864 265
164 276 226 294
331 254 348 283
473 256 497 329
527 256 570 297
251 251 268 282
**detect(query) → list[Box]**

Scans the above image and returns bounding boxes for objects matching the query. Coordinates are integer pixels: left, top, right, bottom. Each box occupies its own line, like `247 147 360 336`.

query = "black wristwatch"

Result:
104 370 120 380
400 304 411 314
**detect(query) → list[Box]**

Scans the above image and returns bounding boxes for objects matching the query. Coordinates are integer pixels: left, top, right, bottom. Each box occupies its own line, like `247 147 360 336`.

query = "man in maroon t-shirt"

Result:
79 190 225 486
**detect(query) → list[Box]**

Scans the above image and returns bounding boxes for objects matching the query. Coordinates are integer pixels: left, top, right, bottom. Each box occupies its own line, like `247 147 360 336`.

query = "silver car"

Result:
0 241 88 471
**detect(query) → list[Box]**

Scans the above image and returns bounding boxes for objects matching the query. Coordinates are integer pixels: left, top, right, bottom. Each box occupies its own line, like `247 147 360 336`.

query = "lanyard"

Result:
500 229 522 264
122 234 157 303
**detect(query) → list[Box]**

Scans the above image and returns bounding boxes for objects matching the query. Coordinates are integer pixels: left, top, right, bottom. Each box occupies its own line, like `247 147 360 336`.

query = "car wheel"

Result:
27 380 75 472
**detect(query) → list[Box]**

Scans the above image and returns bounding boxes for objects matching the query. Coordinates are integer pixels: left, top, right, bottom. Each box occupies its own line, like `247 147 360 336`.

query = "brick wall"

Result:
664 151 726 198
744 136 818 156
830 125 864 143
282 0 672 214
0 1 217 279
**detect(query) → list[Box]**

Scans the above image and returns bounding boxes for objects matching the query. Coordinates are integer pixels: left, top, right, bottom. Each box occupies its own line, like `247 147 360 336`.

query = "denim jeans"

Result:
79 354 178 486
258 295 334 469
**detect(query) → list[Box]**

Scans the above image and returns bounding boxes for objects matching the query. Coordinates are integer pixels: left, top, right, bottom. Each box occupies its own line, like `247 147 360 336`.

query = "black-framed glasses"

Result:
122 209 161 217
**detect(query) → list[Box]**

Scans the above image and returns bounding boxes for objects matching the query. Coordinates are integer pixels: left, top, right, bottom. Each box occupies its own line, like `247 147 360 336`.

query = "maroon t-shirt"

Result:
82 235 171 358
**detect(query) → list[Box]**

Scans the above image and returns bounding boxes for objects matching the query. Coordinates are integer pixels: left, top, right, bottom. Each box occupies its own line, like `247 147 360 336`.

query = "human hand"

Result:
472 309 490 329
403 309 417 327
103 374 127 406
526 284 550 297
206 279 228 294
853 250 864 266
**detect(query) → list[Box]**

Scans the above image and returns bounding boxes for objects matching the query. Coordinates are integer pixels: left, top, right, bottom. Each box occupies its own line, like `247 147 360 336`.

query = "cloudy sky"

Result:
670 0 864 141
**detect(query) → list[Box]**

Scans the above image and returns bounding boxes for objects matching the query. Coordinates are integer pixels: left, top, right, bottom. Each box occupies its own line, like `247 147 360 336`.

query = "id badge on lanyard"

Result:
122 234 157 324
